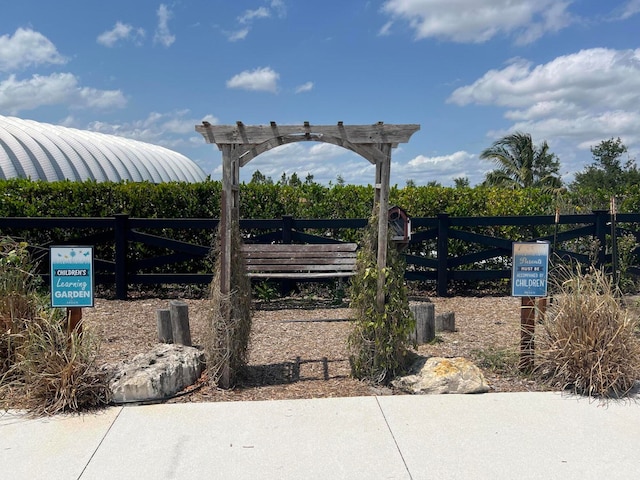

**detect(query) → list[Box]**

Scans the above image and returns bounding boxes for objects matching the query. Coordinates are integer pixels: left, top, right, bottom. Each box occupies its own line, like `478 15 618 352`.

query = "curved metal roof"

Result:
0 115 207 183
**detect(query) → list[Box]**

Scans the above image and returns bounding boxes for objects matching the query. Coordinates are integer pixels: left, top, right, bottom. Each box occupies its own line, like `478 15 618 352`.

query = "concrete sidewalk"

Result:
1 392 639 480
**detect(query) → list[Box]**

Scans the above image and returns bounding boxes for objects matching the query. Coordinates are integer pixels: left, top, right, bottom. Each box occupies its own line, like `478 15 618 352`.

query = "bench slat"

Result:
240 243 358 280
247 272 355 279
245 257 356 265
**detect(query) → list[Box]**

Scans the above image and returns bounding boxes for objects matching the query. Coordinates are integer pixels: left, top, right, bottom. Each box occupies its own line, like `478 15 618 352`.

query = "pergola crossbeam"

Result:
196 121 419 146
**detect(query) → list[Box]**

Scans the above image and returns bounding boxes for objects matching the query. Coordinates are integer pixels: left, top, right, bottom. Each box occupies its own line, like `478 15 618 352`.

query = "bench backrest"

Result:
241 243 358 279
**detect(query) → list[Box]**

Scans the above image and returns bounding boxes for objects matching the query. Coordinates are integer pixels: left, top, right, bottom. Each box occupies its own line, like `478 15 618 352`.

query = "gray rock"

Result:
392 356 489 394
107 343 205 404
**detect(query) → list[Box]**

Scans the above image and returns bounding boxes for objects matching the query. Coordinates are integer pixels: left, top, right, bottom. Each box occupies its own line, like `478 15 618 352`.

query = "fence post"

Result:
114 213 129 300
282 215 293 244
280 215 294 295
593 209 609 269
437 213 449 296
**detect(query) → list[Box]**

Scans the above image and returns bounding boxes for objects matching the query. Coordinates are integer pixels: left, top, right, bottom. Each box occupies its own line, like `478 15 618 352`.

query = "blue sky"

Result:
1 1 639 186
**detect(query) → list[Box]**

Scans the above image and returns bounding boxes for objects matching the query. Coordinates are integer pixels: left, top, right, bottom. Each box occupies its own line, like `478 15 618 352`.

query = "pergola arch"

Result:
196 121 420 311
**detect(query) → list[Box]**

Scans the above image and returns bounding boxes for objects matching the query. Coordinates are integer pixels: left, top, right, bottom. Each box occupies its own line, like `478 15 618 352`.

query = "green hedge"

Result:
1 179 636 283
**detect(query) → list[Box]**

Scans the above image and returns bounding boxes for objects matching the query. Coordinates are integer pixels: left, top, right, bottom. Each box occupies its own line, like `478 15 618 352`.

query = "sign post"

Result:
511 241 550 373
50 246 94 336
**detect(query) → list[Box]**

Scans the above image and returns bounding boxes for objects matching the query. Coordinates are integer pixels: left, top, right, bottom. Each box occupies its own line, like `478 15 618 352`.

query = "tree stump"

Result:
156 308 173 343
436 312 456 332
409 303 435 344
170 301 191 347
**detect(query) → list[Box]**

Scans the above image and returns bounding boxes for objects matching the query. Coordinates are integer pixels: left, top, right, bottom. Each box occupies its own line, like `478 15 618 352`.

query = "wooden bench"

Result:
241 243 358 279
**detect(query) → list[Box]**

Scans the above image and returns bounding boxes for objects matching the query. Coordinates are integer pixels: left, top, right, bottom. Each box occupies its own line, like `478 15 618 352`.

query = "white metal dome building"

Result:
0 115 207 183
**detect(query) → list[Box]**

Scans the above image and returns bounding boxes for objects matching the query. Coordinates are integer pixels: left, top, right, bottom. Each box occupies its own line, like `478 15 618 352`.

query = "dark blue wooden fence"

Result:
1 210 638 299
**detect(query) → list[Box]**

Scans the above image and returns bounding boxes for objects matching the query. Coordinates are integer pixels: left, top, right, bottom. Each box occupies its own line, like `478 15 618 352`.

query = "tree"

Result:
571 138 640 196
454 176 470 188
480 132 562 191
249 170 272 185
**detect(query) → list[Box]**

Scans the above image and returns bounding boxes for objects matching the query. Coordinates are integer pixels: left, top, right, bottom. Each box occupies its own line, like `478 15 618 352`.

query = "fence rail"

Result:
2 210 639 299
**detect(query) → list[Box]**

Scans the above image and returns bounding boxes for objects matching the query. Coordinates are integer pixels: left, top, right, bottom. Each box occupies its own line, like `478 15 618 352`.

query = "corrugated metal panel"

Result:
0 115 207 183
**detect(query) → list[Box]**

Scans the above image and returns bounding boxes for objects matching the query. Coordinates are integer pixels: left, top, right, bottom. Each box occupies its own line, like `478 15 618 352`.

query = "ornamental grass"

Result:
535 264 640 398
0 237 110 415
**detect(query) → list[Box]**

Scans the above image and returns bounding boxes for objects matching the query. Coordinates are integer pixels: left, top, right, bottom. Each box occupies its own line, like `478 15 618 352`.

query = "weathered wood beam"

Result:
196 122 420 145
236 134 389 167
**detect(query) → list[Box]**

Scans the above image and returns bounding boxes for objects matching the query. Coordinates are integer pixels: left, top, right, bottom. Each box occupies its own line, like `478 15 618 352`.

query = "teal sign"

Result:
511 242 550 297
50 246 94 308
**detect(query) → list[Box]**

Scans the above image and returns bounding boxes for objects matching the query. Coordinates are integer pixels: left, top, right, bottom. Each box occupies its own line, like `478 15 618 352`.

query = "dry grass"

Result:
536 266 640 398
0 237 111 415
204 224 252 389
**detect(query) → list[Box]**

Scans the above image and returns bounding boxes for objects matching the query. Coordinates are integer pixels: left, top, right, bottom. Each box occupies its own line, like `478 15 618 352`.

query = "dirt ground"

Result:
84 294 555 403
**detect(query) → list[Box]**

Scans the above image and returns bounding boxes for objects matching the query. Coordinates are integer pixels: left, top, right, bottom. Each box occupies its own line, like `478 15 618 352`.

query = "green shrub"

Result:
348 214 415 384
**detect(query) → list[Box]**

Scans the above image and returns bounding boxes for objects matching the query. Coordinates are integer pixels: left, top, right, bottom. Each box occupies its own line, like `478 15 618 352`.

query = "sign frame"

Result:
50 246 95 308
511 241 550 298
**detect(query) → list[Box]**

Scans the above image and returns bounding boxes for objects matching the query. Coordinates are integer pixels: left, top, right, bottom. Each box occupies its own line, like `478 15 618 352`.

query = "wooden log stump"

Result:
156 308 173 343
409 303 435 344
435 312 455 332
170 300 191 347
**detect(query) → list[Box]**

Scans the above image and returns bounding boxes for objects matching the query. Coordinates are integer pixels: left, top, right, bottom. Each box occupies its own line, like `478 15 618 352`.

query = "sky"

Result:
1 1 640 187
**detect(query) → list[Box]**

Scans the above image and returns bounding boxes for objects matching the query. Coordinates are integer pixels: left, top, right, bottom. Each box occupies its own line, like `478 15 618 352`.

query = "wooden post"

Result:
170 300 191 347
436 213 449 297
376 145 392 314
409 303 435 344
220 145 233 298
114 214 129 300
156 308 173 343
519 297 536 373
66 307 83 337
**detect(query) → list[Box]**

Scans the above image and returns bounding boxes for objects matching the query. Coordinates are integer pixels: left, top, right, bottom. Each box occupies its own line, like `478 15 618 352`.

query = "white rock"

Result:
392 356 489 394
107 343 205 403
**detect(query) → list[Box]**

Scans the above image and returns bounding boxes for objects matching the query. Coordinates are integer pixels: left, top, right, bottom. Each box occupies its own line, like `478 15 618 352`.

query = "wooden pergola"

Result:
195 121 420 311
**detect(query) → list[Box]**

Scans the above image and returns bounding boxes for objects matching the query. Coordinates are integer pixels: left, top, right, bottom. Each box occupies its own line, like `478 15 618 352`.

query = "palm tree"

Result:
480 132 562 191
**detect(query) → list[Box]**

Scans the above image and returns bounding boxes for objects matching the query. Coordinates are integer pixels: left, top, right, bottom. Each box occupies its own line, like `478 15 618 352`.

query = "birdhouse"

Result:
388 206 411 243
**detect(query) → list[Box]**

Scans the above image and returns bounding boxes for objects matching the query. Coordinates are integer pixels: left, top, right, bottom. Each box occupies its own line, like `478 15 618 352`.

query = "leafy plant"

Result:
254 281 279 303
616 233 639 293
348 214 415 384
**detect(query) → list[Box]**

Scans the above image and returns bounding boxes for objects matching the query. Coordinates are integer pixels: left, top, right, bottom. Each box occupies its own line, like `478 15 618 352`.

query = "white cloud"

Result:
237 141 372 185
226 67 279 93
448 47 640 178
154 4 176 47
381 0 573 44
403 151 481 184
238 7 270 24
0 28 67 72
87 111 218 149
270 0 287 18
226 1 287 41
0 73 126 114
378 21 393 36
614 0 640 20
295 81 314 93
97 22 145 47
228 28 249 42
